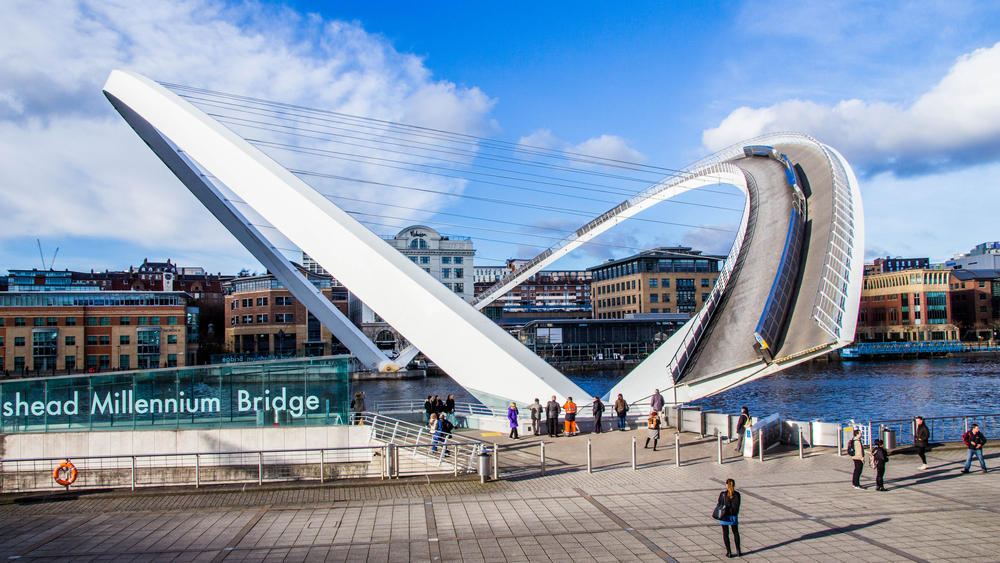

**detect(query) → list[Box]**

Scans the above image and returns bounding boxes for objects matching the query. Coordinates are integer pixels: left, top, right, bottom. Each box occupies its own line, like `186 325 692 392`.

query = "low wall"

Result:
0 425 370 460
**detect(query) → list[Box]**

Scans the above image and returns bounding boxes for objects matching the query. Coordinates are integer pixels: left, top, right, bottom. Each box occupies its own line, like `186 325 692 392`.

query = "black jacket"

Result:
963 430 987 449
424 400 433 414
593 401 605 416
872 446 889 467
445 398 455 413
717 491 741 517
914 425 930 447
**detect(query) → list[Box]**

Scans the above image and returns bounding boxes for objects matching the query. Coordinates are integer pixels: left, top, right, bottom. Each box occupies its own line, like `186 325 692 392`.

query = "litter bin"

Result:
883 428 896 450
477 450 492 483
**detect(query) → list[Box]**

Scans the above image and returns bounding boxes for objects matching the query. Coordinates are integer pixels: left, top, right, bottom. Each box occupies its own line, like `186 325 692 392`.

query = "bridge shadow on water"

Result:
747 517 890 555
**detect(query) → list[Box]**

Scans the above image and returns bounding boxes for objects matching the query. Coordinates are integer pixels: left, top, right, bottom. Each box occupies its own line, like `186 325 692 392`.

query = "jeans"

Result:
431 430 443 452
617 414 627 430
852 459 864 487
965 448 987 471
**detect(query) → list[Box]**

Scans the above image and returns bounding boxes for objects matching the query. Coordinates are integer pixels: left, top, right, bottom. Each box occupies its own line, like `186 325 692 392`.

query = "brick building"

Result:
948 269 1000 341
224 270 349 359
855 268 958 342
0 291 196 374
587 247 724 319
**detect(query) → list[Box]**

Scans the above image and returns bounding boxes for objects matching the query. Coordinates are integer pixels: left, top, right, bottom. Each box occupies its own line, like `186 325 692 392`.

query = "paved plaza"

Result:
0 427 996 562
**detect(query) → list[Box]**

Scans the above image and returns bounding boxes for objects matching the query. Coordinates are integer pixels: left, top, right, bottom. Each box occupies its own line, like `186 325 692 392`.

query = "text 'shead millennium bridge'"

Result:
103 70 864 407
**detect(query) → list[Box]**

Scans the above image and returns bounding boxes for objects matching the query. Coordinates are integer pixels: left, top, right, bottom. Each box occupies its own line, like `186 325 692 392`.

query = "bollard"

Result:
837 424 843 457
587 439 592 474
718 434 724 465
454 445 459 477
196 454 201 488
131 456 136 491
631 436 636 471
258 451 263 485
674 433 680 467
798 426 804 459
493 443 499 480
758 429 764 462
540 441 546 476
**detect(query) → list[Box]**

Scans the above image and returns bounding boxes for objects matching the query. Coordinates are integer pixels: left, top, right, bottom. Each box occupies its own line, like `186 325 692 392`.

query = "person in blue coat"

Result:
507 402 519 440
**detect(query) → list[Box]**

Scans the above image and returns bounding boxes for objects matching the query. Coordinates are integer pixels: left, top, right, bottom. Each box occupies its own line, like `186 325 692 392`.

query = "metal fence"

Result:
865 413 1000 447
361 412 485 474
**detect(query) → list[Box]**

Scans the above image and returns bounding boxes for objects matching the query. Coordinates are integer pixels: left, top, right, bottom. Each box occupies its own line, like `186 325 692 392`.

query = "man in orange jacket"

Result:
563 397 578 436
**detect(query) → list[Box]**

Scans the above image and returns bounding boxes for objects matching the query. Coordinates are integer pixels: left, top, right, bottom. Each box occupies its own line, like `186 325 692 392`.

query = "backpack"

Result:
847 439 855 457
440 418 454 433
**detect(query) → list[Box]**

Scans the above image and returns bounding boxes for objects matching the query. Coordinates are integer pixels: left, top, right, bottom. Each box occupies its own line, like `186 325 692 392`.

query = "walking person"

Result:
563 397 578 436
960 423 989 473
350 391 366 425
445 393 456 425
614 393 629 431
734 407 750 454
914 416 930 470
546 396 561 437
871 438 889 491
715 478 742 558
528 398 544 436
507 402 519 440
645 411 660 450
592 397 605 433
849 429 866 489
429 413 443 452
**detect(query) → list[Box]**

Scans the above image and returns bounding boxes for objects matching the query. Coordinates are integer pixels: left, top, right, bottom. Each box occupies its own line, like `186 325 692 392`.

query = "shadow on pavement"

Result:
748 517 890 555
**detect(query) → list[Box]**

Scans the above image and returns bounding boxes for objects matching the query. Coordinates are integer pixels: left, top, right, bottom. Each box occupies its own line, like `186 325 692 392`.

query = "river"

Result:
354 358 1000 423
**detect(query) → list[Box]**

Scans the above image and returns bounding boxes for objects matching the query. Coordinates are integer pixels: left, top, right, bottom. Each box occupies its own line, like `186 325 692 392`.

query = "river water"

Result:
355 358 1000 423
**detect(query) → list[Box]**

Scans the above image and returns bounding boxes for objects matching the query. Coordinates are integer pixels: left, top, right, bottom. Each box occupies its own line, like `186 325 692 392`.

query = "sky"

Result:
1 0 1000 275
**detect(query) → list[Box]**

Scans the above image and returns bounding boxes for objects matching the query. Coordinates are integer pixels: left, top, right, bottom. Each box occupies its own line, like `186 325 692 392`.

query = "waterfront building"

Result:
517 315 688 361
473 268 592 315
948 269 1000 341
855 268 958 342
223 269 349 361
473 265 508 284
0 290 197 374
587 247 724 319
383 225 475 302
946 241 1000 270
867 256 930 274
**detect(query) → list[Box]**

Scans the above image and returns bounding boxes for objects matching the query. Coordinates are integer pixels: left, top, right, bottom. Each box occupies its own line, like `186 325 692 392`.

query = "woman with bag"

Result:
644 411 660 450
613 394 629 431
714 478 742 558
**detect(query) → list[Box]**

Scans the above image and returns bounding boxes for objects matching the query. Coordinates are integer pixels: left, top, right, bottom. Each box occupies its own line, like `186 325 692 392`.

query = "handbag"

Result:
712 500 729 521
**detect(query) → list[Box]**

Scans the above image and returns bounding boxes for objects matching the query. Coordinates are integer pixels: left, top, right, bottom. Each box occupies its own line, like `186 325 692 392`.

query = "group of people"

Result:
423 394 456 424
509 394 638 439
848 416 989 491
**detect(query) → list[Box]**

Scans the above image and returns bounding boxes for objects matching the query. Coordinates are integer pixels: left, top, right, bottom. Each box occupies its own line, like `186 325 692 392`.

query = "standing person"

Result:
871 438 889 491
546 396 561 437
650 389 665 416
507 402 520 440
528 398 544 436
914 416 930 470
849 429 866 489
960 423 989 473
614 394 629 431
432 394 444 415
734 407 750 454
445 394 456 425
592 397 605 433
423 396 434 423
716 478 742 558
429 413 442 452
645 411 660 450
563 397 579 436
350 391 366 425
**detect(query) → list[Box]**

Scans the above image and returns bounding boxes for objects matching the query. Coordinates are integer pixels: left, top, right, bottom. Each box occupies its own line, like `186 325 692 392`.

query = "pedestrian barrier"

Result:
362 412 485 475
863 413 1000 448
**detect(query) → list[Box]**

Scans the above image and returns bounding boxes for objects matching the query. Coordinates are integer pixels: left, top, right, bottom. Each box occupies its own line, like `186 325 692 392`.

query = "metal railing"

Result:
865 413 1000 447
373 400 509 418
362 413 485 473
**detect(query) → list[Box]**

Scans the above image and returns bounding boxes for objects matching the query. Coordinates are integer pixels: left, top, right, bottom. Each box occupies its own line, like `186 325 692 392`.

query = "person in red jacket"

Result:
562 397 579 436
961 423 988 473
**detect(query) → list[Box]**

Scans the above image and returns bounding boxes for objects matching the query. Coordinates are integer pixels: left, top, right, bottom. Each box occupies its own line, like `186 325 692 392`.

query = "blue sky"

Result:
1 0 999 274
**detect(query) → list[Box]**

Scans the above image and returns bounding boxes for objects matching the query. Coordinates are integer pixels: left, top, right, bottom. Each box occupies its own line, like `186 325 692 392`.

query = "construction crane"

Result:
36 239 59 270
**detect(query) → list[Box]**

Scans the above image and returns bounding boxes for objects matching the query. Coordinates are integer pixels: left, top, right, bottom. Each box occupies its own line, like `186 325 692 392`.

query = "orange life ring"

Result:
53 461 77 486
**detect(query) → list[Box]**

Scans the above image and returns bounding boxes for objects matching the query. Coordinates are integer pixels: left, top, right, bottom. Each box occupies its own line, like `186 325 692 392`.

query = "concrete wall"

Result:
0 425 370 460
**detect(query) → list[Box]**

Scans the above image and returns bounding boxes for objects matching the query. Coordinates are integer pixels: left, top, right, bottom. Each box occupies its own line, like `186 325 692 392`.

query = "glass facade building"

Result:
0 356 350 433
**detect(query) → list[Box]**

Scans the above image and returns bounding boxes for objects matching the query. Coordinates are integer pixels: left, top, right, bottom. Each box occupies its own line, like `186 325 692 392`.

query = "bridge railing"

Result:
864 413 1000 447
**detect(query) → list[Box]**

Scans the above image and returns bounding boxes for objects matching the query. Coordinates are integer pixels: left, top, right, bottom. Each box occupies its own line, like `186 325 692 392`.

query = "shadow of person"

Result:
748 517 891 555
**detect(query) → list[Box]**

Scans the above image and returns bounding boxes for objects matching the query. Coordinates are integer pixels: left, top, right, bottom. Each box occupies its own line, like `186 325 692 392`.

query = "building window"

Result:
276 296 294 306
100 317 111 326
120 335 130 345
167 334 178 344
242 315 252 324
99 355 111 369
0 318 3 327
424 268 430 274
99 335 111 346
651 308 659 313
14 357 25 371
34 317 44 326
454 257 463 264
444 282 452 290
167 316 178 325
256 314 268 323
14 337 25 347
409 257 418 263
167 354 178 368
242 298 251 307
981 306 988 313
702 279 710 287
14 317 26 327
663 294 671 302
65 336 75 346
86 317 99 326
650 294 659 303
65 356 76 371
442 257 451 264
702 293 709 301
119 355 129 370
138 317 148 326
421 256 430 264
231 316 237 325
86 355 98 369
276 313 293 323
120 316 131 325
86 335 97 346
650 279 658 288
455 283 464 293
455 268 464 279
256 297 268 307
662 279 670 288
442 268 451 278
46 317 58 326
150 317 160 325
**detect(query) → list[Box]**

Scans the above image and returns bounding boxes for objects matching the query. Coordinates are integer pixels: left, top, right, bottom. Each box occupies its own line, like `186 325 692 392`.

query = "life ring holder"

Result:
53 460 78 487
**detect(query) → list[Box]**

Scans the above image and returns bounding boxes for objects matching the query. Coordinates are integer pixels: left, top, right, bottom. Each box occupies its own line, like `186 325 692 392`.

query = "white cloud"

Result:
681 224 738 257
702 41 1000 177
518 129 648 165
0 0 497 272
